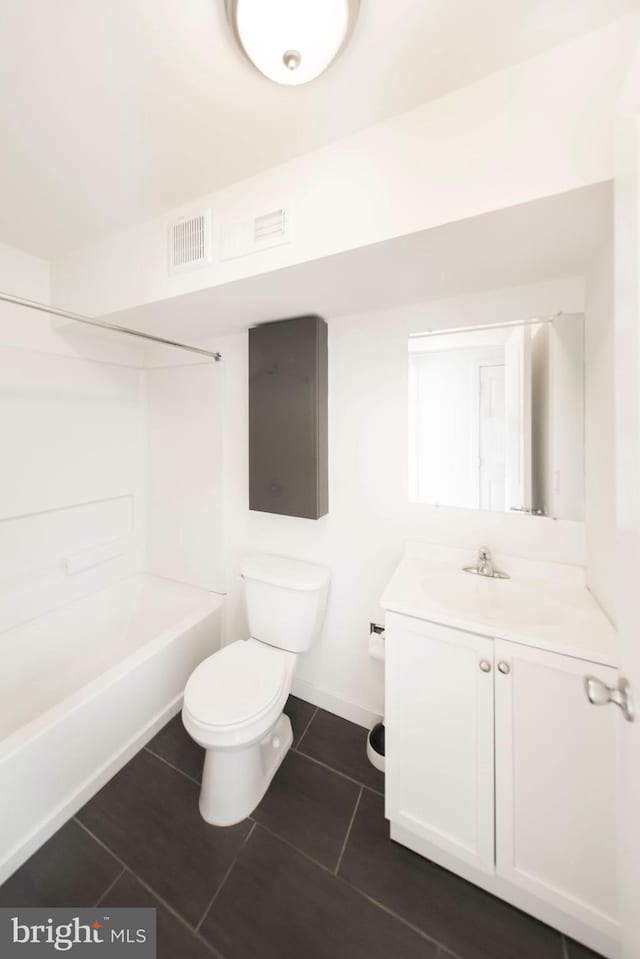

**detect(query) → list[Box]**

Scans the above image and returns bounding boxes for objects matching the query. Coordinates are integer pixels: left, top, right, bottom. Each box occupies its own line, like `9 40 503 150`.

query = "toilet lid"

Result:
184 640 289 728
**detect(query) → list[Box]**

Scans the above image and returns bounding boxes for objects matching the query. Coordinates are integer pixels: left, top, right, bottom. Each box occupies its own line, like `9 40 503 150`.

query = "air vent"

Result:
254 209 287 243
221 207 292 261
169 210 212 274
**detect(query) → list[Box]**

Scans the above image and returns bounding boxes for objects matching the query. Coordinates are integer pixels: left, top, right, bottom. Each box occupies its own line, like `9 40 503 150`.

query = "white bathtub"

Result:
0 573 223 883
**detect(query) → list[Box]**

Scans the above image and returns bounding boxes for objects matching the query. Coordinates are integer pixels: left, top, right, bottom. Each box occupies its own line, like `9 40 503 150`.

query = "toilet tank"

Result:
240 554 330 653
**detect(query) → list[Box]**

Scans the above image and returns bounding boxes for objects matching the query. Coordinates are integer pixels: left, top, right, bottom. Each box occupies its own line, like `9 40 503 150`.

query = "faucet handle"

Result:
478 546 491 560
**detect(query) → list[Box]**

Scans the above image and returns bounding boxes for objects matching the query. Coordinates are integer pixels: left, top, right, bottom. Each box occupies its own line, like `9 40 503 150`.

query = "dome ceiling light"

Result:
225 0 360 86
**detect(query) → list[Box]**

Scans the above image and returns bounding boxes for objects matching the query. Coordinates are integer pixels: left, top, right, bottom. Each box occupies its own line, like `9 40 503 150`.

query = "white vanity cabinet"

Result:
494 640 618 933
385 615 495 873
385 611 619 958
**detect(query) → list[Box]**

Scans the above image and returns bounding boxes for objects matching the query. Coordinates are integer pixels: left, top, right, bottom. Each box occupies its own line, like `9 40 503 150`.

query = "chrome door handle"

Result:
497 661 510 675
479 660 492 673
584 675 634 723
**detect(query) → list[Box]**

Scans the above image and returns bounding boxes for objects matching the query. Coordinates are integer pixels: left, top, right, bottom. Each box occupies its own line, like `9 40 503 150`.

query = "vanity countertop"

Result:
381 544 617 667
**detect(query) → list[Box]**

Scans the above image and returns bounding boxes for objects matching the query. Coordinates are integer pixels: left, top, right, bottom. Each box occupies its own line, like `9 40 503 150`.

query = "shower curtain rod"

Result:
0 290 223 361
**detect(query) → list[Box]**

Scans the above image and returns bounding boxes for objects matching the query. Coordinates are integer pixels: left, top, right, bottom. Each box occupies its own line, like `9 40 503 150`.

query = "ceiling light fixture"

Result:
225 0 360 86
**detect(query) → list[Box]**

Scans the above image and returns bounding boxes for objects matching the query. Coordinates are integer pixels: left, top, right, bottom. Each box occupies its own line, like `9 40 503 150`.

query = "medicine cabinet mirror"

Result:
408 315 584 520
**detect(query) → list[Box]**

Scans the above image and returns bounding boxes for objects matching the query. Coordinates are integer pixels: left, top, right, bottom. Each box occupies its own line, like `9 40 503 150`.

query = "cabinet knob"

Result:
497 661 511 675
479 660 492 673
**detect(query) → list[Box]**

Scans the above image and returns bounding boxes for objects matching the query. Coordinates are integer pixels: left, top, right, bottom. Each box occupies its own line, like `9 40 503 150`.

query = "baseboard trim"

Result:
291 677 382 729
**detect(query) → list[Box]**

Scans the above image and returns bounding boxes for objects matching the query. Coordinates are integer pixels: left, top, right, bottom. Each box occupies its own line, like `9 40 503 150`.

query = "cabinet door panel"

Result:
385 615 494 872
495 639 618 937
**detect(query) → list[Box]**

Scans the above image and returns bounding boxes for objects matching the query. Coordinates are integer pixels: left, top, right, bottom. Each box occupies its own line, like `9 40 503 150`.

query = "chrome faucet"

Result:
463 547 510 580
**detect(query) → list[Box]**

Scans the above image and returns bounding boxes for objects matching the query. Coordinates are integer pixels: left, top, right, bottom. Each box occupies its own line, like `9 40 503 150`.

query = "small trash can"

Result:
366 721 385 772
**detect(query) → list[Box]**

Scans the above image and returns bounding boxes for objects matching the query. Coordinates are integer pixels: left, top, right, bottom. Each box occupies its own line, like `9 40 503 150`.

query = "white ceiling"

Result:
0 1 633 260
103 182 611 341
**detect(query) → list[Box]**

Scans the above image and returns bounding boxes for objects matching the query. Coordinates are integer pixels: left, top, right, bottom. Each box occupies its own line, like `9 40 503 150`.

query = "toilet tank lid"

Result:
241 553 330 591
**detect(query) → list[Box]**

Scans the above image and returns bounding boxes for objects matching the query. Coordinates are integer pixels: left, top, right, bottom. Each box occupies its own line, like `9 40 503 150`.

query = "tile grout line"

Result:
438 945 467 959
93 866 127 908
345 878 455 958
293 707 318 751
255 820 333 874
251 821 447 956
334 786 363 875
143 746 202 787
293 746 384 796
73 818 228 959
73 819 130 875
195 821 257 933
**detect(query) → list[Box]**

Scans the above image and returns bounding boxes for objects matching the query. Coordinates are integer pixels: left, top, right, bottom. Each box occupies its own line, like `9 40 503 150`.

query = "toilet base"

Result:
198 712 293 827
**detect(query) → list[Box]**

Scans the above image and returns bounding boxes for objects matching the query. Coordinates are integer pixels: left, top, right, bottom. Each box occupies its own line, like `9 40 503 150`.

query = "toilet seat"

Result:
183 639 294 743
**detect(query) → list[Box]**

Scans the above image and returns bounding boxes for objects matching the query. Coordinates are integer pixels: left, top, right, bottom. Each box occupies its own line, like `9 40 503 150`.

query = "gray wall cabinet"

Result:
249 315 328 519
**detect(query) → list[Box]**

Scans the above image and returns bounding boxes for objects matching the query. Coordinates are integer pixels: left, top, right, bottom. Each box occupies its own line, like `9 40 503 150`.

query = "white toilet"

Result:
182 553 330 826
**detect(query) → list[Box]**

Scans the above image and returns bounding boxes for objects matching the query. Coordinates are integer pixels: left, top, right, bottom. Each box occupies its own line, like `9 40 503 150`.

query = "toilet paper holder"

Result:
369 622 386 663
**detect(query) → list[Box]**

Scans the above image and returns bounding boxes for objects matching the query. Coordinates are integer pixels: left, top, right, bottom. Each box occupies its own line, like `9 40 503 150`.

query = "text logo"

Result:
0 908 156 957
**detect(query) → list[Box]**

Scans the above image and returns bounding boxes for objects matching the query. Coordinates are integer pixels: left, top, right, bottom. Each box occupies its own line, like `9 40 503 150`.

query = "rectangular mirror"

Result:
408 315 584 520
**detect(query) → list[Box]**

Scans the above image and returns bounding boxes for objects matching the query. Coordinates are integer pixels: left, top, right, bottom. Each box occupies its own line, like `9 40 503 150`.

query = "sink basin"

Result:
380 546 617 665
421 567 564 627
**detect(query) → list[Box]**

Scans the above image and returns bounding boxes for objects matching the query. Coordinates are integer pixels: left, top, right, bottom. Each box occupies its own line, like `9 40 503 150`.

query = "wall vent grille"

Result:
169 210 212 273
220 206 292 261
254 209 287 243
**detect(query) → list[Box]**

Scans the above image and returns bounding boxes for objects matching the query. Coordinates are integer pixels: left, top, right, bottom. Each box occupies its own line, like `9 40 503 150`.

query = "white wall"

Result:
145 363 226 591
214 276 586 723
51 20 635 320
585 236 617 622
0 240 49 302
613 58 640 959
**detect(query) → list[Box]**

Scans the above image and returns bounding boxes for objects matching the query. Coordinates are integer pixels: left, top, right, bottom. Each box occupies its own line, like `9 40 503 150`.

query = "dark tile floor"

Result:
0 697 602 959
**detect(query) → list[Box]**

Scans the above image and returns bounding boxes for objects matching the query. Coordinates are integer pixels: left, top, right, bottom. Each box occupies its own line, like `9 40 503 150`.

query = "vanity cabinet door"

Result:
385 614 495 872
494 639 618 941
